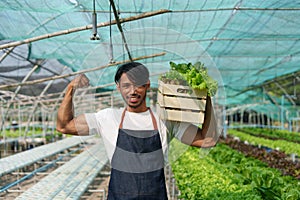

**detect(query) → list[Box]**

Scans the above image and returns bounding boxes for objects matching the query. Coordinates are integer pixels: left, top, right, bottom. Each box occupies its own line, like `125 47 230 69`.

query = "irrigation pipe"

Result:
0 52 166 90
0 9 171 50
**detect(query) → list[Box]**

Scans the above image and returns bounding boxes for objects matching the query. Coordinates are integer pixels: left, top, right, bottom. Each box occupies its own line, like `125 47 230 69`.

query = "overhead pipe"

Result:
0 9 171 50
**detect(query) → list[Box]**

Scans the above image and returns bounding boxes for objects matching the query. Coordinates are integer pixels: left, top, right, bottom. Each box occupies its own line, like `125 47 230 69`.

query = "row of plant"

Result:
223 135 300 179
171 142 300 200
228 129 300 156
1 128 61 139
239 127 300 143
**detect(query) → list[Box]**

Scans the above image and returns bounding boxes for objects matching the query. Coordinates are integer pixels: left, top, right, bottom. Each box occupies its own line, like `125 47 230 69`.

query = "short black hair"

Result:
114 62 149 85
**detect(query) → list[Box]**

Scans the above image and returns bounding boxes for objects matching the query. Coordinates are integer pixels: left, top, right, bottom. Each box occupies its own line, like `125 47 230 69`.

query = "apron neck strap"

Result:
119 108 158 130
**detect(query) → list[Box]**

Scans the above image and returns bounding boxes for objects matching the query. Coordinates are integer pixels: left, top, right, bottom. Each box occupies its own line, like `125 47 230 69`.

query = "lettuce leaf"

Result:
161 61 218 96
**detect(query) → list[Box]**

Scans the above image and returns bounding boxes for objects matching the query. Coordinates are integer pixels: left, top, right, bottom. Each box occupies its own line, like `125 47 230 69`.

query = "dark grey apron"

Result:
107 108 168 200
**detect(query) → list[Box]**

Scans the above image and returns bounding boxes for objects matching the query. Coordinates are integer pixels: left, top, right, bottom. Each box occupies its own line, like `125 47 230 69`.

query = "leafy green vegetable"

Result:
160 61 218 96
240 127 300 143
159 70 186 85
228 129 300 155
171 142 300 200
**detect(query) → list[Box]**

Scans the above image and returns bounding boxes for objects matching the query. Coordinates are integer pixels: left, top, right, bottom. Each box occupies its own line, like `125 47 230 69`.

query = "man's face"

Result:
117 73 150 111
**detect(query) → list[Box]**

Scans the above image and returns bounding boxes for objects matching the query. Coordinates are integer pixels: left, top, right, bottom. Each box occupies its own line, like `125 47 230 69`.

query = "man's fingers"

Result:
72 74 90 88
79 74 89 87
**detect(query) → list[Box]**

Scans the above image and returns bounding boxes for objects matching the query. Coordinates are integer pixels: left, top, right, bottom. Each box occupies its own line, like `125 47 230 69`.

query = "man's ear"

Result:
116 82 120 91
145 80 150 89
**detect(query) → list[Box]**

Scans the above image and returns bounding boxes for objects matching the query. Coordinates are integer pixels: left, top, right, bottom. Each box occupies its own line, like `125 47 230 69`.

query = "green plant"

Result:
159 61 218 96
171 142 300 200
228 129 300 156
240 127 300 143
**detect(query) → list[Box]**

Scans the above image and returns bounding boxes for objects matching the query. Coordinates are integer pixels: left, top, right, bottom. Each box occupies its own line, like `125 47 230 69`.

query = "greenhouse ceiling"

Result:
0 0 300 112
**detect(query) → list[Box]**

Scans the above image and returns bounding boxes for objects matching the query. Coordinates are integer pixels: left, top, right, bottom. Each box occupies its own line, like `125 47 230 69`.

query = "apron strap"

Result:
119 108 127 129
119 108 158 130
149 109 158 130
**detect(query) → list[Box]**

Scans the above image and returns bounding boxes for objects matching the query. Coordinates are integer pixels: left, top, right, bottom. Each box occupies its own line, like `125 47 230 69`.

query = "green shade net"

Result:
1 0 300 119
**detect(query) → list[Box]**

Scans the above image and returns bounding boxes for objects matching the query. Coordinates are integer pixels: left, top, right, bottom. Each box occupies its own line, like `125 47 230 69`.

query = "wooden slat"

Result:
157 81 207 124
157 92 206 110
156 106 205 124
158 81 207 98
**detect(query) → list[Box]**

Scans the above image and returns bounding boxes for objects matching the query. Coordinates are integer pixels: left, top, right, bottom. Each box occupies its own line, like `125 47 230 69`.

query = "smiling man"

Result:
56 62 217 200
115 62 150 112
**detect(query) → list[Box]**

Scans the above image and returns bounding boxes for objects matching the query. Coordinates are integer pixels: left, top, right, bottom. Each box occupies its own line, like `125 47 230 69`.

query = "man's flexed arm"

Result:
56 74 90 135
180 96 218 148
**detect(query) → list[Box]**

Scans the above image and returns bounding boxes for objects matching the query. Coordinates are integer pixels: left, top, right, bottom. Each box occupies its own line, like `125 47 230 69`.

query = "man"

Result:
56 62 217 200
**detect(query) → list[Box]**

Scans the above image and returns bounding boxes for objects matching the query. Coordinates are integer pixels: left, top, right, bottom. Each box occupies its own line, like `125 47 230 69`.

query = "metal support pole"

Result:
230 112 233 128
0 62 42 132
248 112 251 125
281 95 284 130
171 178 175 199
52 111 55 141
240 109 244 125
223 106 227 138
42 108 46 138
271 113 274 128
261 112 265 127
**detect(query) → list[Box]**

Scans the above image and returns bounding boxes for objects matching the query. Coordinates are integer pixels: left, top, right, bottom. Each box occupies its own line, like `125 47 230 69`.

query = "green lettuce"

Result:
160 61 218 96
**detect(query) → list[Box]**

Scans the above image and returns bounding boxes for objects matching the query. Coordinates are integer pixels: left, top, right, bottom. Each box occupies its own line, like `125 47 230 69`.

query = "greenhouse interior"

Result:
1 0 300 199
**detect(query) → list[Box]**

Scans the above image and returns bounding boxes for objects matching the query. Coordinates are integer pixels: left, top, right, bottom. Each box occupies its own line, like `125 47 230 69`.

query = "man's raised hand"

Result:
69 74 90 89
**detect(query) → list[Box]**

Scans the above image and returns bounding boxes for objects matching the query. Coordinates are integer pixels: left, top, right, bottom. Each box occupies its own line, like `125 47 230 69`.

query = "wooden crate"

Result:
157 81 207 124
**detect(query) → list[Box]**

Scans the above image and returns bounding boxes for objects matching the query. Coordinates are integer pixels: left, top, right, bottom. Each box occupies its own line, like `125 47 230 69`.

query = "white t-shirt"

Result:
85 108 190 162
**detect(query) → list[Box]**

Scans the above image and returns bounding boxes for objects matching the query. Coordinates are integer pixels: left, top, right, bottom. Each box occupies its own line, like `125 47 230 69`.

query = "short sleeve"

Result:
165 121 191 142
84 113 101 135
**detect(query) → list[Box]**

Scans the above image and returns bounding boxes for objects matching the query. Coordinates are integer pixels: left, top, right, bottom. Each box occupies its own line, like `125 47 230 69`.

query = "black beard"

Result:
123 94 146 109
128 103 142 109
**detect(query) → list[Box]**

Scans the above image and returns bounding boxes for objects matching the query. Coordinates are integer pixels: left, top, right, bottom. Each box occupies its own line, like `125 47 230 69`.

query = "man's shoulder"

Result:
97 107 123 113
95 107 124 119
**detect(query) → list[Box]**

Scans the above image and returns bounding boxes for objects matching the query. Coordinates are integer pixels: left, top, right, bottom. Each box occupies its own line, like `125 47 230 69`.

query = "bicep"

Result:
58 114 89 135
72 114 89 135
180 124 202 146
